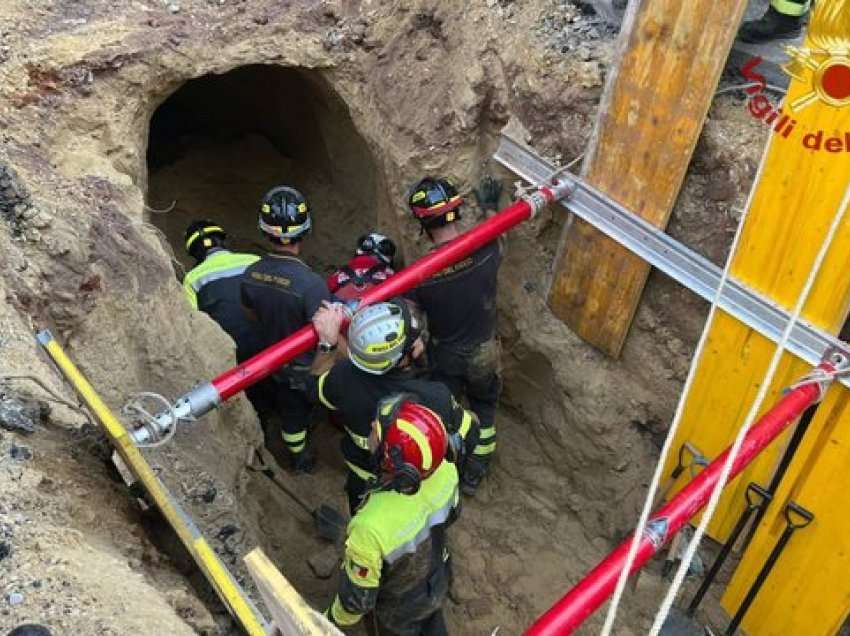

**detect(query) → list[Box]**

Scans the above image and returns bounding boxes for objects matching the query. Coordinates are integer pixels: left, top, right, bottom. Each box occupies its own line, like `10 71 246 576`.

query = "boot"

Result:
288 446 316 475
460 456 488 496
738 5 803 44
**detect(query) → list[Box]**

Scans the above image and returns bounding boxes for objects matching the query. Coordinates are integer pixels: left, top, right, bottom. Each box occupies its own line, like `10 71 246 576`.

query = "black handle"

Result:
785 501 814 529
745 483 772 508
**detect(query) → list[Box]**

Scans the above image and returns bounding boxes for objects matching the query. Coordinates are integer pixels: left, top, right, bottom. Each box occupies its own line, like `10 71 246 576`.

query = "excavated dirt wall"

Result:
0 1 768 634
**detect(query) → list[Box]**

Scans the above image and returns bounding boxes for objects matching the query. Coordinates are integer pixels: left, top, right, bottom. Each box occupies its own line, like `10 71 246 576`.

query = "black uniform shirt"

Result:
241 254 331 366
309 360 466 473
407 240 502 350
198 277 265 361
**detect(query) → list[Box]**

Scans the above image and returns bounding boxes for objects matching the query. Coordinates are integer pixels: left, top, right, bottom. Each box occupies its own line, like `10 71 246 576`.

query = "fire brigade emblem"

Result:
783 0 850 111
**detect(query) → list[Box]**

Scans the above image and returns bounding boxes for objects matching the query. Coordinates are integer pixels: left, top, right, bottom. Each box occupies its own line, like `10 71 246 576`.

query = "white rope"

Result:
649 178 850 635
599 124 781 634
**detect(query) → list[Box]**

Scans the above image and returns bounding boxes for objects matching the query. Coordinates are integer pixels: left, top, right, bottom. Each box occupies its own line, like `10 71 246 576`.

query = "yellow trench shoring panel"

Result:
661 6 850 546
721 386 850 635
37 330 269 636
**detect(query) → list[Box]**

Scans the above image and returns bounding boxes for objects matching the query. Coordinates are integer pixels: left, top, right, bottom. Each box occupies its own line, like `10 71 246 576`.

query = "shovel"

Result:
246 447 347 543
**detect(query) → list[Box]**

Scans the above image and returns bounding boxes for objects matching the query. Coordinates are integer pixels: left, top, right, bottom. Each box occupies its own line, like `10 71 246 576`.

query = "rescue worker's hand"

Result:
312 301 346 344
473 174 502 212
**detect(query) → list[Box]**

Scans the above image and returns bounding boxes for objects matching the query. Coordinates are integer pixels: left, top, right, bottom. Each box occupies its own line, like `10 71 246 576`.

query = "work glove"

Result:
473 175 502 212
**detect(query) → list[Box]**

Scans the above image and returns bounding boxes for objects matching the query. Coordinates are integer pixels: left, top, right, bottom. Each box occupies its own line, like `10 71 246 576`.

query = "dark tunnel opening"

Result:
146 64 385 277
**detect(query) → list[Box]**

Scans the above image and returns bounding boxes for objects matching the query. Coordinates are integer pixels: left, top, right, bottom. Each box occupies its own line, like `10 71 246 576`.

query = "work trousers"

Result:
771 0 810 17
430 338 500 466
374 561 450 636
268 367 312 460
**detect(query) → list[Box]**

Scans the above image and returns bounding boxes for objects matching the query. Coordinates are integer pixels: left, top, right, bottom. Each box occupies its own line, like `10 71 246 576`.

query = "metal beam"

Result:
494 134 850 388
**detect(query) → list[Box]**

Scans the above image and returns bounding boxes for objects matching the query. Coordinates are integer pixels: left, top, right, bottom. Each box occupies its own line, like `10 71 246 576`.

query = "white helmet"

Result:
347 300 421 374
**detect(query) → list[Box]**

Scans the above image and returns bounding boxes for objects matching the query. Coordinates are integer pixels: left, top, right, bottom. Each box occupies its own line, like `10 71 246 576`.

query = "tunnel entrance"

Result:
146 65 385 275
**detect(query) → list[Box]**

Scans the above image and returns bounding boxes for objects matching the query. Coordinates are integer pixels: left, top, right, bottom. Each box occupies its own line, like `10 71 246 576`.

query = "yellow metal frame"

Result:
37 330 269 636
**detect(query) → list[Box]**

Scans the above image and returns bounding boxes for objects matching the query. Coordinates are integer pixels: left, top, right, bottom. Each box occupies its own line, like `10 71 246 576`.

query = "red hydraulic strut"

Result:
131 182 570 444
525 352 847 636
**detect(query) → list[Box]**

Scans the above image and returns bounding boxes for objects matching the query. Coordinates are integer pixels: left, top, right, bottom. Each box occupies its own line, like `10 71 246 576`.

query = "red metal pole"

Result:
131 186 565 444
525 372 830 636
212 188 559 402
201 189 561 400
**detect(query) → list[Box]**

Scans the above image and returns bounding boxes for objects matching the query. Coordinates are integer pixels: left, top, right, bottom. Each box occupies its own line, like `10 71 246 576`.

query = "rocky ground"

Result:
0 0 768 634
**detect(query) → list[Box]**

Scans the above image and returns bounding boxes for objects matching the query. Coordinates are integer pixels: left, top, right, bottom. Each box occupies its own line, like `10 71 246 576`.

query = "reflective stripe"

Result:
282 430 306 443
189 265 252 293
183 251 259 305
473 441 496 456
770 0 810 15
318 372 337 410
345 427 371 451
185 225 224 250
350 351 392 372
478 426 496 440
331 596 361 627
459 411 472 438
282 430 306 453
396 419 433 472
345 461 376 481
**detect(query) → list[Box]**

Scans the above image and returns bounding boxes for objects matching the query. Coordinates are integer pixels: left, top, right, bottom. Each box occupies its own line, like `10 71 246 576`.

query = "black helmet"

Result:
408 177 463 230
184 220 226 262
258 186 312 245
357 232 396 266
7 626 53 636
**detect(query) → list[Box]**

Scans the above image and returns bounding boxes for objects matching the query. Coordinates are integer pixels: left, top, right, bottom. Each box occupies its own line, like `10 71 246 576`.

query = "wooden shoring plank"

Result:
548 0 748 357
720 385 850 635
661 5 850 542
244 548 342 636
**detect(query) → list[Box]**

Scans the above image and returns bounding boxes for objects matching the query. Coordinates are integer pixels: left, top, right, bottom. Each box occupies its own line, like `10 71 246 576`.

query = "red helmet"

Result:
375 394 448 493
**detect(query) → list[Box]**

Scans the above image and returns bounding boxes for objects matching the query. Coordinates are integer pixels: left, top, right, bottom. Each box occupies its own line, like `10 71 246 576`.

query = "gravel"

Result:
534 0 620 58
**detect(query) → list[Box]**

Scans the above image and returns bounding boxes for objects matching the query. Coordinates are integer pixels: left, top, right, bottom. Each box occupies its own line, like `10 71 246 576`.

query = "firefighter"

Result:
324 393 459 636
310 299 479 513
739 0 810 43
181 221 276 430
405 175 503 495
241 186 332 473
327 232 397 301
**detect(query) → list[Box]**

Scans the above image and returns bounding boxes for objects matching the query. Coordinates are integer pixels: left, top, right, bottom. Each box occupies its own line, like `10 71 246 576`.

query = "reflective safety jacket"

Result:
182 249 263 357
327 461 460 629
